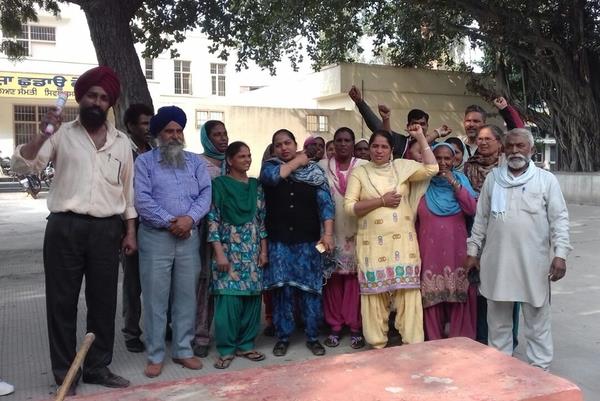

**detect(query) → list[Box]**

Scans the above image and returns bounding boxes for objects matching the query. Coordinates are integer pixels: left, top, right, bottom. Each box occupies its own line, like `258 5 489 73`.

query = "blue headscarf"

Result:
425 143 477 216
149 106 186 136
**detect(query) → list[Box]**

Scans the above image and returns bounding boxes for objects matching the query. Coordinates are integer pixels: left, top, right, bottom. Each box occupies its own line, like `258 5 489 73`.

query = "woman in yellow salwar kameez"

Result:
344 127 438 348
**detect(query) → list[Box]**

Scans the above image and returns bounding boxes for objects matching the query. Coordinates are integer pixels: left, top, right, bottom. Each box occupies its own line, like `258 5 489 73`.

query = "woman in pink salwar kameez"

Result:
319 127 367 349
417 143 478 340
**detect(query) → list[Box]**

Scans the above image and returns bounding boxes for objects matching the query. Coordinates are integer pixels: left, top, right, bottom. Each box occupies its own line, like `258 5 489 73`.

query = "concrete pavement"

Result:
0 192 598 400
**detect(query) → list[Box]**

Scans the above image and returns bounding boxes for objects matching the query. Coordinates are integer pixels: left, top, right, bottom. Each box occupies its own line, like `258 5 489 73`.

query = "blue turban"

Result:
149 106 187 136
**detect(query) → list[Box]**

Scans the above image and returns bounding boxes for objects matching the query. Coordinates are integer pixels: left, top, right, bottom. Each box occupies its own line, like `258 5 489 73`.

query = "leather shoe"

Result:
82 371 130 388
144 362 163 378
273 341 289 357
125 338 145 353
173 357 202 370
193 344 209 358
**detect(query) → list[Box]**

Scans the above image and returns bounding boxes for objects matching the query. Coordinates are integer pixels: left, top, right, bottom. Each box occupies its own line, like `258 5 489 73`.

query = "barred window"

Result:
14 105 78 146
30 26 56 42
174 60 191 94
195 110 224 128
306 115 329 132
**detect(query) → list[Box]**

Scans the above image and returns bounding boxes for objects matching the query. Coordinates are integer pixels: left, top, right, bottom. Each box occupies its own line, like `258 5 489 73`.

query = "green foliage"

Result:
0 0 59 58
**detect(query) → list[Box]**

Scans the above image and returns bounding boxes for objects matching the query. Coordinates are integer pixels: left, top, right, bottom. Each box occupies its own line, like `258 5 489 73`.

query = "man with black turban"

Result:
12 65 135 394
134 106 211 378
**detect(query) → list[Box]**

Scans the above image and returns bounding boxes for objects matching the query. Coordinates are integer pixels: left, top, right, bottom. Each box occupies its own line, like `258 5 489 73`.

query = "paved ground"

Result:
0 192 598 401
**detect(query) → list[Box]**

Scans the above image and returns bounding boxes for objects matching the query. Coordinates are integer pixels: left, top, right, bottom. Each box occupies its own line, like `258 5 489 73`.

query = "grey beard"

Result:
159 142 185 168
507 155 529 170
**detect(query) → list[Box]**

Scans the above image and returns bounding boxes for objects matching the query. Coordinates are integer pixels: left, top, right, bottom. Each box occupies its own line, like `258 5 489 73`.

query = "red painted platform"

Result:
67 338 583 401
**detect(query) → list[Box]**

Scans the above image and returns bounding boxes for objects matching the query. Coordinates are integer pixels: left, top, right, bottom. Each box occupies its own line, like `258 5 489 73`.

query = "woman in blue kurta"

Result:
208 141 268 369
260 129 335 357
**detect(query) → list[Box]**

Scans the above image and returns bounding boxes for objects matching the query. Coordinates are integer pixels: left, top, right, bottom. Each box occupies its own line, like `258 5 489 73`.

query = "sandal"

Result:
213 355 234 369
273 341 289 357
324 333 341 348
235 350 266 362
350 333 366 349
306 340 326 356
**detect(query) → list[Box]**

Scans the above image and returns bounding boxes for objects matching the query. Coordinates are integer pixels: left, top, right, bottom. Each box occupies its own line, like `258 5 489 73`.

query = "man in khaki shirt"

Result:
11 66 136 395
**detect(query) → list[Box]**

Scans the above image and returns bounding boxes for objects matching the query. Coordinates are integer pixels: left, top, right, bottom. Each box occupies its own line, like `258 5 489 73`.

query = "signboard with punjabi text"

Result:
0 72 78 99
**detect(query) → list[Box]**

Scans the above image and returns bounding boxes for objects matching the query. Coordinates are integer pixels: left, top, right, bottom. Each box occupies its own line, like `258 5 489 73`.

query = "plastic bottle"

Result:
44 92 69 136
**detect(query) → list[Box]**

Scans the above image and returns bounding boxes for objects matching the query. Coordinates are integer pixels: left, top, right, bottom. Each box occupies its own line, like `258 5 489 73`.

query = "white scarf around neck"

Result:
491 160 538 219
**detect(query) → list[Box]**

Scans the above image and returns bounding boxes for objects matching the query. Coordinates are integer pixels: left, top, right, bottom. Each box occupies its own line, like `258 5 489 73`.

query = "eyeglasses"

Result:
476 137 498 143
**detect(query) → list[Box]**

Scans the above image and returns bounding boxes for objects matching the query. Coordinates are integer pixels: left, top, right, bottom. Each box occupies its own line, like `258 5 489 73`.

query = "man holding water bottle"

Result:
11 66 136 395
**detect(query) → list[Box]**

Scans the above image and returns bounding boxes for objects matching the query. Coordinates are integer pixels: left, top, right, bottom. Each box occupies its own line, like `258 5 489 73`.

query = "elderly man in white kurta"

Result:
465 128 571 370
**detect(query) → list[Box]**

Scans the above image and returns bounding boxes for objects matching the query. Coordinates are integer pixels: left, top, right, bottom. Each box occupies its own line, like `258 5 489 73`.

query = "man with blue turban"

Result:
134 106 212 378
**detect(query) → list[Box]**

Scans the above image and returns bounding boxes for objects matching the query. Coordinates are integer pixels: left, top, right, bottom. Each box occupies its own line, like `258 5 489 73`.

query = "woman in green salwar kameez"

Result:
208 141 268 369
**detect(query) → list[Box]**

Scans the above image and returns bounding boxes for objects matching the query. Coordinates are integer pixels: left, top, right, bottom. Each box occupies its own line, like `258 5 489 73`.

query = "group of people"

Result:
5 65 571 397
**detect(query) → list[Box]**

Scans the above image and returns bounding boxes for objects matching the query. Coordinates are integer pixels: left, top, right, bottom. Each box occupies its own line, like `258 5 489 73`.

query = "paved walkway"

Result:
0 193 598 400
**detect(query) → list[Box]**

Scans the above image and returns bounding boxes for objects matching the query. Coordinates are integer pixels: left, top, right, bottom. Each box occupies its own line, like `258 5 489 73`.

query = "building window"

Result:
29 25 56 42
195 110 224 128
2 24 56 57
306 115 329 132
13 105 78 146
144 58 154 80
210 63 226 96
174 60 191 94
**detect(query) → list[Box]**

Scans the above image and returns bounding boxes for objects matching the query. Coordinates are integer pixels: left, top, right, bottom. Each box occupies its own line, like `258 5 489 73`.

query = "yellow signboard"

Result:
0 72 78 99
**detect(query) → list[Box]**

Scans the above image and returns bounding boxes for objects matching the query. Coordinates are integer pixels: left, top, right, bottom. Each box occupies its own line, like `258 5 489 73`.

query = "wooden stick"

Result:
56 332 95 401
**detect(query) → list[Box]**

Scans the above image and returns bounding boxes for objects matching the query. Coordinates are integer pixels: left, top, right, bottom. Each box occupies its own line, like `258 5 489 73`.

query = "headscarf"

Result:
149 106 187 136
425 143 478 216
201 123 225 161
200 122 226 175
491 160 538 219
74 66 121 106
445 137 466 171
212 176 259 225
463 151 500 193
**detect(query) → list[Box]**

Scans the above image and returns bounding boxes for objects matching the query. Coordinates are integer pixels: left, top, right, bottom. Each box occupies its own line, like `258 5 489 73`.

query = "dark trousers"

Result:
44 212 122 384
121 249 142 341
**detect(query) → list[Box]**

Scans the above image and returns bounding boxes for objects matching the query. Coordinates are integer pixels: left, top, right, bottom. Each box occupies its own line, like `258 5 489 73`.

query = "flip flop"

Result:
235 350 266 361
213 355 234 369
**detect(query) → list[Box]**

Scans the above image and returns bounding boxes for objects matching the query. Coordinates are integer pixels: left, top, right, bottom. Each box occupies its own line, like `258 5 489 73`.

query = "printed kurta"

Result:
467 168 572 307
344 160 438 294
207 184 267 296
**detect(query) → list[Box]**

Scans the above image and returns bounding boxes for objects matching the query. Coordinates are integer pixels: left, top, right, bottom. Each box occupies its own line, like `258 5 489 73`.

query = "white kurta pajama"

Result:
467 164 571 369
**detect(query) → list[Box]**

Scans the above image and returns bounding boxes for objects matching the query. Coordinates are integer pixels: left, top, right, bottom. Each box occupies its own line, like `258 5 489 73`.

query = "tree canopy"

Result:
2 0 599 170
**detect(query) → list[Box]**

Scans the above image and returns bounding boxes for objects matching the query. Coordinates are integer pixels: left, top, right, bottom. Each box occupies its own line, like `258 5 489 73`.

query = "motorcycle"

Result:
18 173 42 198
41 162 54 187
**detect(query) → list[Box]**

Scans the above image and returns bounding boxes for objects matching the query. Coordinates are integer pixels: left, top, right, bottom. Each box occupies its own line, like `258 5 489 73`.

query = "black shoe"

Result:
125 338 145 353
306 340 326 356
82 371 130 388
193 344 209 358
273 341 289 357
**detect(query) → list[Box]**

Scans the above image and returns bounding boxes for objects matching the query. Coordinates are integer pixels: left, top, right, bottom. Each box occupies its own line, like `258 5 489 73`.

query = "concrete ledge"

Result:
67 338 582 401
555 172 600 206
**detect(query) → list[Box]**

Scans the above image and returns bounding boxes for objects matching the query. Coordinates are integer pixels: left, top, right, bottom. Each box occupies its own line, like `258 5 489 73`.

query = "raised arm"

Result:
494 97 525 129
